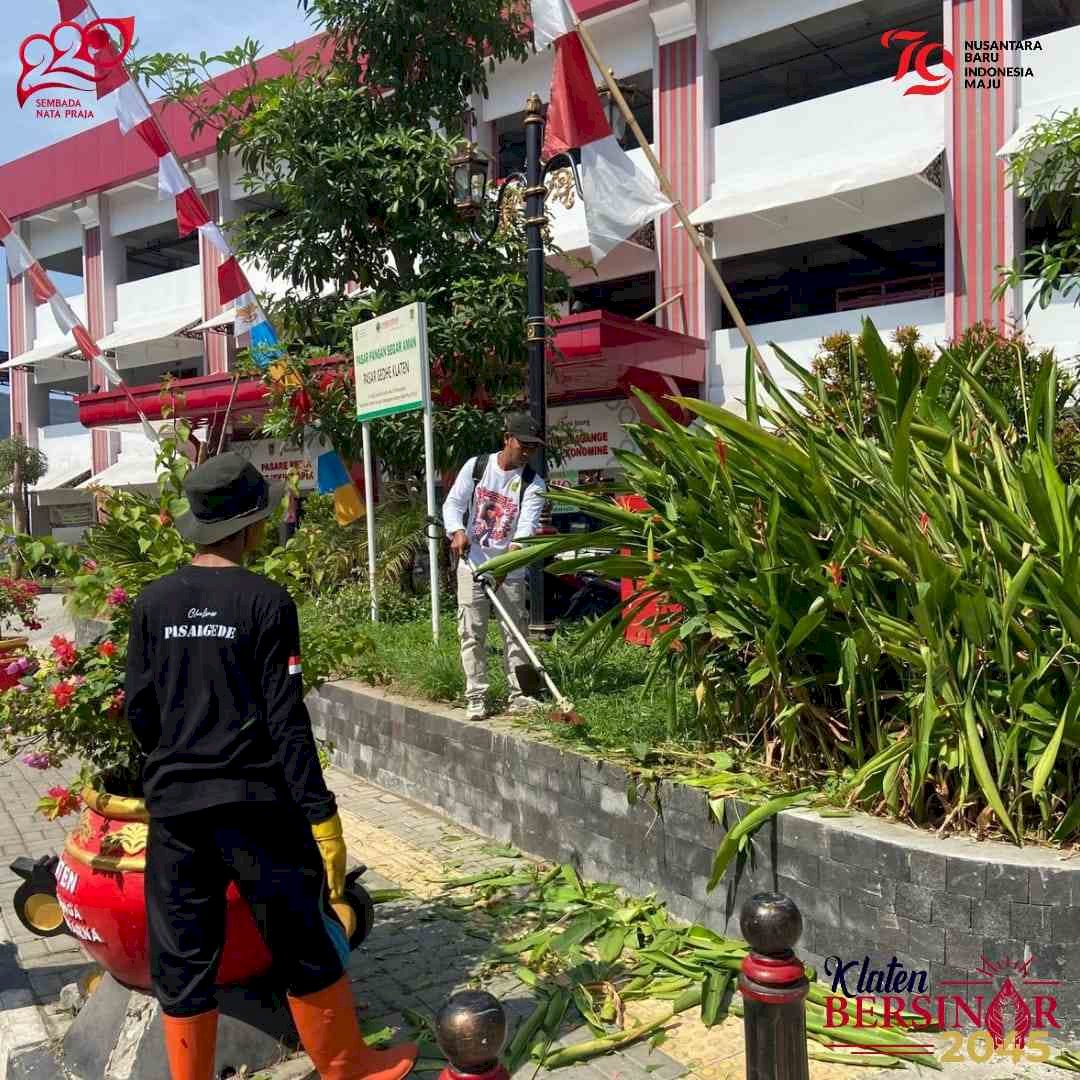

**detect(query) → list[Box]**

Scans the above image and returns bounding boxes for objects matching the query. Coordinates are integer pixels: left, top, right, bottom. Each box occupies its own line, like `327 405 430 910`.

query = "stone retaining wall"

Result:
312 680 1080 1030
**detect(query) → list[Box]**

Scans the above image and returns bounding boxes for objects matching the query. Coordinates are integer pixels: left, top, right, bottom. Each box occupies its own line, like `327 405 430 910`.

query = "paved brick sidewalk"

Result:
0 758 1067 1079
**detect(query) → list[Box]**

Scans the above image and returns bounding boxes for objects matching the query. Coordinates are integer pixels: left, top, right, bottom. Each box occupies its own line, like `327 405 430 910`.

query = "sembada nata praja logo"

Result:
17 14 135 114
881 29 954 95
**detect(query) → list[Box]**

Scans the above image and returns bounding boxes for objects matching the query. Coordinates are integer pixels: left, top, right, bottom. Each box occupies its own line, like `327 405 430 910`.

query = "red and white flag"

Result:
288 655 303 677
534 0 671 264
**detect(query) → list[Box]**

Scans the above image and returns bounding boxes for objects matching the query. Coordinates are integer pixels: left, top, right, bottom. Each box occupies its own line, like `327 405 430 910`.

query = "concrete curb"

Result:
309 681 1080 1034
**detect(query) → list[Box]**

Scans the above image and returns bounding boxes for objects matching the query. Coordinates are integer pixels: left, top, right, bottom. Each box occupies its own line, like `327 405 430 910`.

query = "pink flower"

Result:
21 751 52 770
106 587 129 607
82 560 98 573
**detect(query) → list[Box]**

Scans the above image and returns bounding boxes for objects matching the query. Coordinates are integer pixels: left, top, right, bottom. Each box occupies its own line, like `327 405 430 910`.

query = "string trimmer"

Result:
468 558 584 726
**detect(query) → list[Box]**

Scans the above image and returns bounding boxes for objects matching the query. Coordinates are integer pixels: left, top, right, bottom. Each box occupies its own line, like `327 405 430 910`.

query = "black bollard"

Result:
435 990 510 1080
738 892 810 1080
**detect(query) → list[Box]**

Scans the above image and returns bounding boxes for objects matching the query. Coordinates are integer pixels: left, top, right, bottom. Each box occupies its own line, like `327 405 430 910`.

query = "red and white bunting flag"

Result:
199 222 230 255
48 293 83 335
27 263 56 305
176 190 211 237
58 0 91 24
115 82 152 135
532 0 576 50
135 117 169 158
73 325 100 362
2 230 36 279
158 153 189 198
541 31 670 264
232 292 261 337
94 43 131 100
217 257 249 306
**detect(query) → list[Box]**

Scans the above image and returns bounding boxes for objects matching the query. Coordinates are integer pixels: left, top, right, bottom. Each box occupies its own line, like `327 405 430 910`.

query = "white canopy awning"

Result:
95 311 202 352
77 454 159 492
691 142 944 226
0 338 79 371
689 140 944 260
190 310 236 333
998 94 1080 157
33 462 94 506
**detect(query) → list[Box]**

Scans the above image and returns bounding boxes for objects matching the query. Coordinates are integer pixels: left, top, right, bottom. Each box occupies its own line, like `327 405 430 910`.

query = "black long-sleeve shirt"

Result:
124 564 336 824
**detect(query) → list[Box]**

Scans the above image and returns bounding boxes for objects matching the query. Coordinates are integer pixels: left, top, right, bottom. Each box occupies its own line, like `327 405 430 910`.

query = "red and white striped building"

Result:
3 0 1080 537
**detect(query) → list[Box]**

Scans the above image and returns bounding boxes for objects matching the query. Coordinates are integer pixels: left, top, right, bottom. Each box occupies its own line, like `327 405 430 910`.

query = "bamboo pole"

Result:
573 19 769 376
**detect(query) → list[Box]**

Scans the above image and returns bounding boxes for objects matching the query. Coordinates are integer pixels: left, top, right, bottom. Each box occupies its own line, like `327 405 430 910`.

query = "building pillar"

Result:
945 0 1023 337
7 221 36 446
81 195 124 472
200 188 233 375
651 0 708 341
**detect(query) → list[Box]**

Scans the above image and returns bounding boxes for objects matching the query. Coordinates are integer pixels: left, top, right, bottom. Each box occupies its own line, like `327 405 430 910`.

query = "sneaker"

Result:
507 696 542 715
466 701 487 721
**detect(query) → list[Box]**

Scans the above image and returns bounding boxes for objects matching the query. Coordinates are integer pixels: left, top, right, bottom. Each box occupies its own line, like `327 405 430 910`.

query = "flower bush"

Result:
488 319 1080 845
0 576 43 637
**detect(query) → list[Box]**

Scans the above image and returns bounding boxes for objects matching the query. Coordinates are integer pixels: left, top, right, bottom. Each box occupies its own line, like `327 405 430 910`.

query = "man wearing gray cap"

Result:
442 413 548 720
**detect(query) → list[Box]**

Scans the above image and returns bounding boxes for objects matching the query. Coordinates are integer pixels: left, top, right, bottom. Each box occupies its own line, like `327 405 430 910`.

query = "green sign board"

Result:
353 302 429 423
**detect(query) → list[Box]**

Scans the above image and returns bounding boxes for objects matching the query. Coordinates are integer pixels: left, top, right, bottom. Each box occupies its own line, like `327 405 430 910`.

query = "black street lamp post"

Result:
522 92 550 637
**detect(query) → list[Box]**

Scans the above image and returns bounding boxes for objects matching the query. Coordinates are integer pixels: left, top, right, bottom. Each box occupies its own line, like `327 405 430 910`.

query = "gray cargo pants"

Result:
456 560 531 709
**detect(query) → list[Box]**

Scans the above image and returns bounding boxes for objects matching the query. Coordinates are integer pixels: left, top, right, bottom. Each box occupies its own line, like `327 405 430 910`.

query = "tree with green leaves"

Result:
995 108 1080 313
0 438 48 536
131 0 568 484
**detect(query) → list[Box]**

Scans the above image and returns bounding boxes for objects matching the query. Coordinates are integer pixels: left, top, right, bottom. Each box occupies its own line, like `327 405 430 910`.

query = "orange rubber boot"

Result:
162 1010 219 1080
289 976 418 1080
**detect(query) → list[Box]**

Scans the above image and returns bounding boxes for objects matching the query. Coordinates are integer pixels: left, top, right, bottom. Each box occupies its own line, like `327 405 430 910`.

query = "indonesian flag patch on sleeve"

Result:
288 655 303 676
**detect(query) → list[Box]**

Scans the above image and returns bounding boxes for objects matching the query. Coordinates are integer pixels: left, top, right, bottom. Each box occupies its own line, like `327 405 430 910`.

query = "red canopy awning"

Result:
76 310 706 429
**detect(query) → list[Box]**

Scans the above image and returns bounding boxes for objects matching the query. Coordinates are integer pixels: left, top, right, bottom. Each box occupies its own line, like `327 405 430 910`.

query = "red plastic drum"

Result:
54 788 272 991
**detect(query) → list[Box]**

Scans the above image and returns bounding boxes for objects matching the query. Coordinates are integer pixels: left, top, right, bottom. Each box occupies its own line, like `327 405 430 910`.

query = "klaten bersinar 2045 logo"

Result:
823 953 1061 1065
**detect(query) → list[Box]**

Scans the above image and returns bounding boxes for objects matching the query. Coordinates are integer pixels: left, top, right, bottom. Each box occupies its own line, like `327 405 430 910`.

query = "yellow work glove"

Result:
311 813 347 902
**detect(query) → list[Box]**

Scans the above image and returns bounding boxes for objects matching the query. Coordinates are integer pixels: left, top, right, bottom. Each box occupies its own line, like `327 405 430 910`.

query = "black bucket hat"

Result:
175 452 283 546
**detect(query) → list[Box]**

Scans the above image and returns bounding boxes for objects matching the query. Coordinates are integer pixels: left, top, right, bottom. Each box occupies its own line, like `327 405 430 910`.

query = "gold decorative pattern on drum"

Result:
100 822 149 856
74 810 93 846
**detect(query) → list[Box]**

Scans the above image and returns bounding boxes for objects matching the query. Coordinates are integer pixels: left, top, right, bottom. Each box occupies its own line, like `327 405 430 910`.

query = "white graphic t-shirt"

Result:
442 455 547 579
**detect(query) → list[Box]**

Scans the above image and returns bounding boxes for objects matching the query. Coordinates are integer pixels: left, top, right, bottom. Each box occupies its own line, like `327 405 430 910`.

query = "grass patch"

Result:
298 583 691 753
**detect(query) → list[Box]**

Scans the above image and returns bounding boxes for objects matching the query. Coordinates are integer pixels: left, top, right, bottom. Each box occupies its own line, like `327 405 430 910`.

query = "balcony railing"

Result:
836 274 945 312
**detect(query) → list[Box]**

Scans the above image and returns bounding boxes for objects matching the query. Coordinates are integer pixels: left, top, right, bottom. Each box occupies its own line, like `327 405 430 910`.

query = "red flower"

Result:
82 559 98 573
318 372 336 392
51 682 76 709
714 439 728 468
106 587 129 607
290 388 313 424
45 786 81 819
918 511 930 535
824 561 844 588
50 635 78 668
98 641 117 658
108 689 126 717
158 512 172 527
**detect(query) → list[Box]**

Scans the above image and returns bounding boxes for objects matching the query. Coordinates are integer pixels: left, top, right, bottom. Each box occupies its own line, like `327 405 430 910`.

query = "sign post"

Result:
353 303 439 639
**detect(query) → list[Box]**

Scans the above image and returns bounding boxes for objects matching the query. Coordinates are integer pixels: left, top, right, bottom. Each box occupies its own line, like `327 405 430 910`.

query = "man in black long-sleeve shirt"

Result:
126 452 417 1080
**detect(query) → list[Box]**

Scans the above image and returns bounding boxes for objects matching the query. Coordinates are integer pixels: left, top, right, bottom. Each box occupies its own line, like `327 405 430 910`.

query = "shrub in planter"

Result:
488 319 1080 845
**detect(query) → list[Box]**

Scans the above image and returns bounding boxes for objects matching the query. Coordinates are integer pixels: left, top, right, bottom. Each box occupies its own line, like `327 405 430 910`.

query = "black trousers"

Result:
146 801 348 1017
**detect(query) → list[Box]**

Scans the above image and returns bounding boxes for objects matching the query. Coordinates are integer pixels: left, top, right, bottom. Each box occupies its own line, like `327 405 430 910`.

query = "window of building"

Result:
713 0 942 125
1023 0 1080 40
496 70 654 178
719 216 945 328
48 391 80 426
570 272 656 321
124 221 200 281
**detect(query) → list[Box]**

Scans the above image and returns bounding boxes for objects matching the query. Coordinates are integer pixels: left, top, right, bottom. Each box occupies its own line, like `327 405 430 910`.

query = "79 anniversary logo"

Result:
17 11 135 120
822 952 1061 1064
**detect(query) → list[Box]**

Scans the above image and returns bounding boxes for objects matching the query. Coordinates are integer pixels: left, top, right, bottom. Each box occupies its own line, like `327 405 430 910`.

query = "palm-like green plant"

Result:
486 319 1080 844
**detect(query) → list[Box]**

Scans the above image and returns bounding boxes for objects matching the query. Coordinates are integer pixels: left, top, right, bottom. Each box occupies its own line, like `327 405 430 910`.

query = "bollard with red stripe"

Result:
435 991 509 1080
738 892 810 1080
